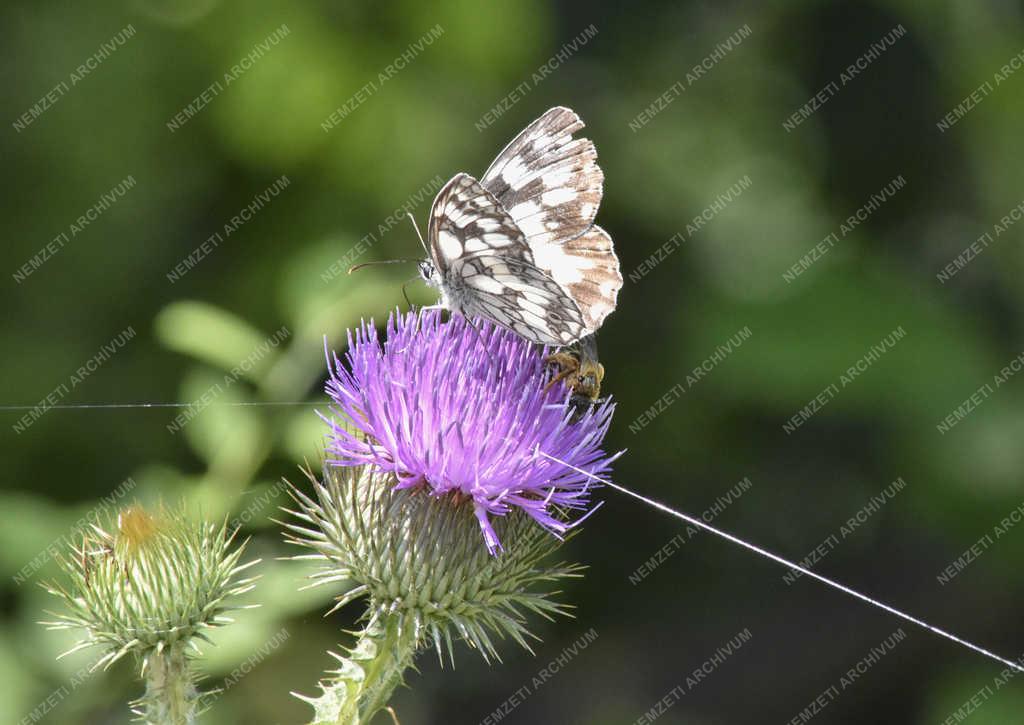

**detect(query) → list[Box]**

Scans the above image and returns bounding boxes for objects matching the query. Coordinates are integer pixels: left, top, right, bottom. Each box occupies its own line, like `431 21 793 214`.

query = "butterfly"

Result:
544 332 606 422
417 107 622 346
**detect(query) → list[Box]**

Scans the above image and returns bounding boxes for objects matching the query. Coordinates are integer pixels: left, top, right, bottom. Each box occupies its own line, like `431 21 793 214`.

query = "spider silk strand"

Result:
0 401 320 410
537 449 1024 676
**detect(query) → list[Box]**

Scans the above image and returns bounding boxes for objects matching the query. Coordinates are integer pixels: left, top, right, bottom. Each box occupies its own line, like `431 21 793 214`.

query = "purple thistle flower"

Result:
322 309 618 553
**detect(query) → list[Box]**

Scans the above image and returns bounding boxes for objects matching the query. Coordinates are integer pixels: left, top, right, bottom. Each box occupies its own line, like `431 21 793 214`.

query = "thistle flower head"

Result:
323 309 617 552
42 504 259 671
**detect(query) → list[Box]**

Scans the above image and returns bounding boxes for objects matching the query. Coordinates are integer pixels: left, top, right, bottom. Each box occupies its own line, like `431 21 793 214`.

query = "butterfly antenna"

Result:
348 259 419 274
407 213 429 257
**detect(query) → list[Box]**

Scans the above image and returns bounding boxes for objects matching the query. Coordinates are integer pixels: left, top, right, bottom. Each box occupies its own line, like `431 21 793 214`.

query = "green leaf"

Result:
156 301 281 384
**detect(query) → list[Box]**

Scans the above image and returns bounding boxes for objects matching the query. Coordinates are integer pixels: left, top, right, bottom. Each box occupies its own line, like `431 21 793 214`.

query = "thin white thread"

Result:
538 448 1024 675
6 395 1019 672
0 401 321 411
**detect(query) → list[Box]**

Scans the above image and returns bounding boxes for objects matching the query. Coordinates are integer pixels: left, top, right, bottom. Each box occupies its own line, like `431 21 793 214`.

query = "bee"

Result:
544 333 605 420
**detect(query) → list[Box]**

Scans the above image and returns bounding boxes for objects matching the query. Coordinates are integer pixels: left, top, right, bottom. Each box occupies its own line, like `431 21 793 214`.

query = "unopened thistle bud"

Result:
42 505 259 724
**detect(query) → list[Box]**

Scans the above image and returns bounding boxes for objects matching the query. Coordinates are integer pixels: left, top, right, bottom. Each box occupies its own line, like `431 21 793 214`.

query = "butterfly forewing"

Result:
480 106 604 249
427 173 587 346
428 173 535 269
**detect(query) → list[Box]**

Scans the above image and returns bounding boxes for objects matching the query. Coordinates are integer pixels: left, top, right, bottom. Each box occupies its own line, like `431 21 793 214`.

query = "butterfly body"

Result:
420 107 622 345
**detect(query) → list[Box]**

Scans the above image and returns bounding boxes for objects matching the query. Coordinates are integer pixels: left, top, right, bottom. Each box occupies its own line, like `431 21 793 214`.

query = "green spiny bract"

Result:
42 505 259 723
282 464 584 723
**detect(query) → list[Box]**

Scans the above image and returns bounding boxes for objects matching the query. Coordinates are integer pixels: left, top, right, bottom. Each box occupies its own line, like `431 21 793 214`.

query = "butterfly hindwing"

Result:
457 256 585 345
533 224 621 331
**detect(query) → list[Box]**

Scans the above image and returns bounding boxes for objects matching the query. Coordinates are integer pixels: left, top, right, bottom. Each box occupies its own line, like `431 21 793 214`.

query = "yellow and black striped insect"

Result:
544 333 605 421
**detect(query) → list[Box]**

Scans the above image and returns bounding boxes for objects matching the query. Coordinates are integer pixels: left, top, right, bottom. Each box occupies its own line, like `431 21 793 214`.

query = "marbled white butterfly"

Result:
417 107 622 346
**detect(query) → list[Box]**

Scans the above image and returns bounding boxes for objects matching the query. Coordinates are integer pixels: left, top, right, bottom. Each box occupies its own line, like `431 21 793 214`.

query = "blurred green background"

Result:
4 1 1024 723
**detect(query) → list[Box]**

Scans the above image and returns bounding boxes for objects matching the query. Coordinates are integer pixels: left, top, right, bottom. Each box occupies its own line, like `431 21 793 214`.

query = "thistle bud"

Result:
42 504 259 723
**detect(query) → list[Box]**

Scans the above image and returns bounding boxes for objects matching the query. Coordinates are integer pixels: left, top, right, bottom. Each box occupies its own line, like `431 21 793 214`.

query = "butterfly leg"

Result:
461 315 501 373
412 304 447 333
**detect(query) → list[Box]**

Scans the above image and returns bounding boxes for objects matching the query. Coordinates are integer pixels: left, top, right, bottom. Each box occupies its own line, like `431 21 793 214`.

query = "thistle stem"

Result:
140 645 199 725
320 615 418 725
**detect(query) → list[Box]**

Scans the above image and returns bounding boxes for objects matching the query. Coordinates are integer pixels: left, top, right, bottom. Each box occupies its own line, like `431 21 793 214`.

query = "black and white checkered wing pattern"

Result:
480 106 603 248
427 173 586 345
428 173 534 271
479 107 622 335
455 256 588 345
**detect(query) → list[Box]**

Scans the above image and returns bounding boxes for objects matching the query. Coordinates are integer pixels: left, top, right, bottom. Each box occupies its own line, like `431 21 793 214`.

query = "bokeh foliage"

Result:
3 0 1024 723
